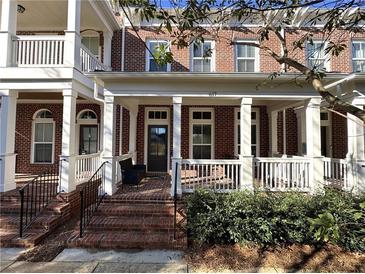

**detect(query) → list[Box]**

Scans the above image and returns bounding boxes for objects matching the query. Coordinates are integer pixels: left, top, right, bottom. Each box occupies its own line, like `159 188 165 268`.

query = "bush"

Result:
186 188 365 252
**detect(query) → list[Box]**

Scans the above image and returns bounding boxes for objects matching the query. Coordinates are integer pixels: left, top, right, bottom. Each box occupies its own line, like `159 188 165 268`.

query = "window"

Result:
79 110 97 120
77 110 99 155
146 40 170 72
32 110 54 163
352 41 365 72
148 110 168 120
190 109 214 159
306 41 329 70
235 108 260 156
81 36 100 59
191 41 214 72
235 42 259 72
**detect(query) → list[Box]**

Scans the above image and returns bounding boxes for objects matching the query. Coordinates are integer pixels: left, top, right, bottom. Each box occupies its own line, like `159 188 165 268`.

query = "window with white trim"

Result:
32 110 54 164
190 109 214 159
81 36 100 59
235 108 260 156
352 41 365 72
191 41 214 72
146 40 170 72
306 41 329 70
77 110 99 155
235 42 259 72
148 110 168 120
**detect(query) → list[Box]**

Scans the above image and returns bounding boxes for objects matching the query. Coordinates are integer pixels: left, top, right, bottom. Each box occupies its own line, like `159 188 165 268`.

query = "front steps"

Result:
67 197 187 250
0 189 70 248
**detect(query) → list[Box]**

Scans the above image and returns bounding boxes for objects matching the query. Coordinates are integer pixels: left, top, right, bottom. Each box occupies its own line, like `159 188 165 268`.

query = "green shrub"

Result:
186 188 365 252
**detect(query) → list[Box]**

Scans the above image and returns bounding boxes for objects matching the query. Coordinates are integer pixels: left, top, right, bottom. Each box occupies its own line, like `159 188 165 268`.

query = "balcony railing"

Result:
80 44 110 72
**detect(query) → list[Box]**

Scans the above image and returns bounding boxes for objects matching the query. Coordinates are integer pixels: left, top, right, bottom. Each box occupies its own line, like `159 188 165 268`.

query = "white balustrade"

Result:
323 157 349 188
181 159 242 193
13 36 65 66
80 45 110 72
254 157 312 191
75 152 101 184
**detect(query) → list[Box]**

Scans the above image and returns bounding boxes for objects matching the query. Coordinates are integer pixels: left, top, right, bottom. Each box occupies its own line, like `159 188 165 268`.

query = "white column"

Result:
128 108 138 163
304 98 323 193
64 0 81 69
60 89 77 193
102 95 117 195
0 90 18 192
239 97 254 191
171 97 182 196
347 99 365 193
103 31 112 68
0 0 17 67
269 111 278 156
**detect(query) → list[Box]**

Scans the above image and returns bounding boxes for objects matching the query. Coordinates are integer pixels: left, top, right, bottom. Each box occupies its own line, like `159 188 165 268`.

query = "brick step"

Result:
67 230 187 249
95 204 176 217
0 228 49 248
102 197 181 205
0 201 69 215
86 216 175 232
0 214 61 230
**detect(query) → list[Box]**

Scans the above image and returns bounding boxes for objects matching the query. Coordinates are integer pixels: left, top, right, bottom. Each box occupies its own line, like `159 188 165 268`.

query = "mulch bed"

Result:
186 244 365 272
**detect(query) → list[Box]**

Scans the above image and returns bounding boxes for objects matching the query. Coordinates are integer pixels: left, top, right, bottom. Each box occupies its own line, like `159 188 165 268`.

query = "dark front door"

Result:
79 125 98 154
148 125 168 172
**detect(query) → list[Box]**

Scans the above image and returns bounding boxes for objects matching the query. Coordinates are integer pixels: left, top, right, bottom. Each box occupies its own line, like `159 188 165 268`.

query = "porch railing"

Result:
80 44 110 72
18 160 63 238
75 152 102 184
13 35 65 66
323 157 349 188
79 161 108 238
181 159 242 192
254 157 312 192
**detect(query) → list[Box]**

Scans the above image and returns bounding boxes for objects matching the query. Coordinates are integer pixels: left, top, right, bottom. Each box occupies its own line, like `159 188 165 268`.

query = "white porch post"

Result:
269 111 278 156
171 96 182 196
103 31 112 68
0 90 18 192
239 97 254 191
304 98 323 193
347 99 365 193
102 95 117 195
0 0 17 67
128 108 138 163
60 89 77 192
64 0 81 69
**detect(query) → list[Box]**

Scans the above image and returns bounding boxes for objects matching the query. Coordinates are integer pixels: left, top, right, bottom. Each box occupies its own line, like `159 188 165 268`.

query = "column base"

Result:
59 155 76 193
239 155 254 191
102 156 117 195
0 153 16 192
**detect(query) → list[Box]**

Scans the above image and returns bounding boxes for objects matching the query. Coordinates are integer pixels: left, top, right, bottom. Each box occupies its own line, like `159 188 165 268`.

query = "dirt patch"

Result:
186 244 365 272
17 216 78 262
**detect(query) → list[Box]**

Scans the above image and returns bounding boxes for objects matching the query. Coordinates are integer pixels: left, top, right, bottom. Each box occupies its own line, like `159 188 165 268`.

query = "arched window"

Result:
77 109 99 155
32 109 55 163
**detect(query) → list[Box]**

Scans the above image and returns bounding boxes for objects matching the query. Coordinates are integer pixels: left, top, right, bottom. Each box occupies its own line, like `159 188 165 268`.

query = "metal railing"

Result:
79 161 108 238
18 160 63 238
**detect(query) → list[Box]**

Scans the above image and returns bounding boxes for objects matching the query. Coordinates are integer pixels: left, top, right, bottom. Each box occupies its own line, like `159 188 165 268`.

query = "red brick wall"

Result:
122 108 130 154
277 111 283 154
285 108 298 155
15 103 101 174
332 111 348 158
111 30 122 71
259 106 270 157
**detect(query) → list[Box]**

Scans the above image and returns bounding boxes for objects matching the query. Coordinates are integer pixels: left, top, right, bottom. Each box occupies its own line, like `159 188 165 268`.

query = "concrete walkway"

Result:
0 248 188 273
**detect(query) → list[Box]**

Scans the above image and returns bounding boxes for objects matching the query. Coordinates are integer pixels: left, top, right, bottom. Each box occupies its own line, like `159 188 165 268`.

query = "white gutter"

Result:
93 78 105 104
324 73 356 90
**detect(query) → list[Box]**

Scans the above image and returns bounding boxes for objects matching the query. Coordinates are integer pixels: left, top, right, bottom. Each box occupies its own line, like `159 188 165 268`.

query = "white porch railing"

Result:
80 44 110 72
13 35 65 66
323 157 349 189
181 159 242 192
75 152 101 184
254 157 312 192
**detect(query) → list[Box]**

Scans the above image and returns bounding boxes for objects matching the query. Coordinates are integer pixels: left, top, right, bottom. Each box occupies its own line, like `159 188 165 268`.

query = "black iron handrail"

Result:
19 159 64 238
173 161 178 240
79 161 108 238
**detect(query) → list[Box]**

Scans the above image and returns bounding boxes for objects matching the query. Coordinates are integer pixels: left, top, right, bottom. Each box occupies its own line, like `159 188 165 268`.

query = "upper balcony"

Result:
0 0 120 75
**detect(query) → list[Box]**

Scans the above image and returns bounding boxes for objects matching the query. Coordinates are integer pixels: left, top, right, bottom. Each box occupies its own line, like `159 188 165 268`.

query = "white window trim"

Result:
352 40 365 72
320 110 332 157
189 108 215 159
234 108 260 157
235 40 260 72
306 40 331 71
81 34 101 59
76 109 100 155
145 39 171 72
190 40 216 72
144 107 171 172
31 109 55 164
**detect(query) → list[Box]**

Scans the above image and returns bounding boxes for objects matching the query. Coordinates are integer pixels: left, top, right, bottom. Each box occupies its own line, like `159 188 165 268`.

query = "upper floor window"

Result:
191 41 214 72
81 36 100 59
306 41 329 71
235 42 259 72
352 41 365 73
146 40 171 72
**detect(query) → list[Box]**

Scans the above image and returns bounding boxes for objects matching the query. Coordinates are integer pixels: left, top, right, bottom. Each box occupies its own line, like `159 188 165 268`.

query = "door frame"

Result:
79 124 99 155
144 107 170 173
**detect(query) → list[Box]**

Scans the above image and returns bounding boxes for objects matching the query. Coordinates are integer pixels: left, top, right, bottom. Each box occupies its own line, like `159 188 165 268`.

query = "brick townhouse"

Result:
0 1 364 248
